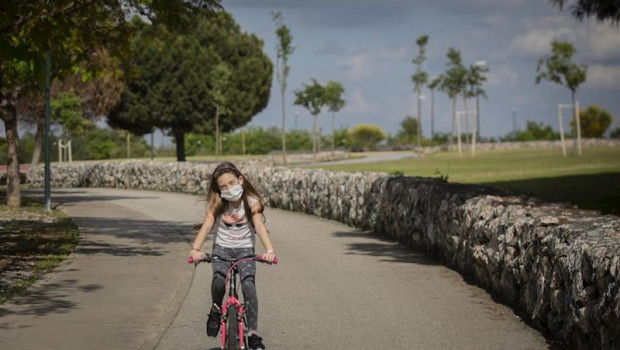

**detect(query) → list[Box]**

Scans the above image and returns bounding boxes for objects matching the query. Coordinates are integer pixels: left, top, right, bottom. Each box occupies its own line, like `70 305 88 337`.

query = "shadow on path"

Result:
333 230 440 266
0 279 102 321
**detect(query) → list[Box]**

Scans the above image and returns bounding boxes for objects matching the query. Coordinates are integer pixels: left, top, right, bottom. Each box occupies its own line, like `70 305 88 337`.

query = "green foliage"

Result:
570 104 613 137
439 47 468 99
536 40 587 94
294 79 327 116
550 0 620 24
350 124 386 150
324 81 346 113
411 35 429 94
108 12 273 161
51 91 90 137
610 126 620 139
396 116 419 143
331 127 351 149
502 120 559 141
272 11 295 89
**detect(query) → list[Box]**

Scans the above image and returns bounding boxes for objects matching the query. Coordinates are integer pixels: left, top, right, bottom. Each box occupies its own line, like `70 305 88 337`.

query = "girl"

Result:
190 162 276 350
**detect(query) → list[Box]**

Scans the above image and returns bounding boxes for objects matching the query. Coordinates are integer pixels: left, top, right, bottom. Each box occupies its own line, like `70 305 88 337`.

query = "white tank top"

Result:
213 196 258 249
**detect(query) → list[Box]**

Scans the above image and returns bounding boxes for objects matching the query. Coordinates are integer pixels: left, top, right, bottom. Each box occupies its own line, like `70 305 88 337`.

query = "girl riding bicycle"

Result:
190 162 276 350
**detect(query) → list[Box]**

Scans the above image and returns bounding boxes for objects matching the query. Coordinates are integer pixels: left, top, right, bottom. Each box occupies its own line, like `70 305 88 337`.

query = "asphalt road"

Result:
1 188 549 350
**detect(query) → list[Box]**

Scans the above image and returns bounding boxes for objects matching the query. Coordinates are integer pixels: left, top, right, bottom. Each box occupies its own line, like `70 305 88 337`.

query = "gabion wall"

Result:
27 161 619 349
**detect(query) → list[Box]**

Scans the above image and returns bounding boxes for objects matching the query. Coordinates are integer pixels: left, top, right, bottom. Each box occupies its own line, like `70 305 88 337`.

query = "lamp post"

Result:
429 76 437 142
474 60 487 140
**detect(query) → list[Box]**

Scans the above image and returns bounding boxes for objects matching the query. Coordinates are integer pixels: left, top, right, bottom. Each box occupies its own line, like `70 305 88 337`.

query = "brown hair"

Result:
207 162 264 227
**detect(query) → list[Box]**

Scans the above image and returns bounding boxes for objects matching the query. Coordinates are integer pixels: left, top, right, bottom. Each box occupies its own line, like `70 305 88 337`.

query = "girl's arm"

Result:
252 203 276 263
190 206 216 260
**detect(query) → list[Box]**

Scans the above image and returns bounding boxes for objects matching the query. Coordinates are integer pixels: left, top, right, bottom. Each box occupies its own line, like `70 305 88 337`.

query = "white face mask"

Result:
220 183 243 201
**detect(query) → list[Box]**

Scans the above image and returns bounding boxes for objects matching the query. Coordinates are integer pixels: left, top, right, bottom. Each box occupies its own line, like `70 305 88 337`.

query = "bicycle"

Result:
188 253 278 350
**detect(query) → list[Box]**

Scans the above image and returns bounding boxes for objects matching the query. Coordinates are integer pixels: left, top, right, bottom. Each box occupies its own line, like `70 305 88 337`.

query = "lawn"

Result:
305 146 620 215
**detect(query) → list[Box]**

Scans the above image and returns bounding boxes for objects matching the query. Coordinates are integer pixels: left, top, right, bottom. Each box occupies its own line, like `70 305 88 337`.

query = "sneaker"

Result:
206 305 221 337
248 334 265 350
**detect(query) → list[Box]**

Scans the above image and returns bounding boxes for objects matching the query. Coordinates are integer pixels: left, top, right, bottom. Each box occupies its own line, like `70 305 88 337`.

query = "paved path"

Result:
1 188 549 350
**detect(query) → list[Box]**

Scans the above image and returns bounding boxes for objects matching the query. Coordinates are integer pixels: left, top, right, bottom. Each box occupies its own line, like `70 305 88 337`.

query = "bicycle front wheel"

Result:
226 307 240 350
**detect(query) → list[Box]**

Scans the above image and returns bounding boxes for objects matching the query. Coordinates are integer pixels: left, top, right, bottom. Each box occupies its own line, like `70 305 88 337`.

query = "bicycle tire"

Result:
226 307 239 350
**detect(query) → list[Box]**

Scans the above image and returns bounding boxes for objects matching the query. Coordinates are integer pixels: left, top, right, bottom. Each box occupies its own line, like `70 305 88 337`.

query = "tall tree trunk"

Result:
312 114 318 159
572 91 582 156
215 104 219 158
30 111 45 166
450 97 456 149
174 129 186 162
331 112 335 154
1 86 21 208
417 90 422 148
463 94 470 146
4 114 21 208
280 84 287 165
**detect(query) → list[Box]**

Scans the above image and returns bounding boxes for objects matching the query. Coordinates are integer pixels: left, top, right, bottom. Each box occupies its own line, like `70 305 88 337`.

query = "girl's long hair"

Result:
207 162 264 227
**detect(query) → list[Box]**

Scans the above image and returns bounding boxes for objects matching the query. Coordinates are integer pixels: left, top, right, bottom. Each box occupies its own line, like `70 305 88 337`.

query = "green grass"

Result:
305 146 620 215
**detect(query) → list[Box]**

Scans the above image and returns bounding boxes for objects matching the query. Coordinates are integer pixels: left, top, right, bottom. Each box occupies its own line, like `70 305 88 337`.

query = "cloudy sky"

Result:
219 0 620 139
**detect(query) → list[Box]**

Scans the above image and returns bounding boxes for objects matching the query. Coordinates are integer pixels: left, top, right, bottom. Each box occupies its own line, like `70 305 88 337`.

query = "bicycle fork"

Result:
221 297 246 349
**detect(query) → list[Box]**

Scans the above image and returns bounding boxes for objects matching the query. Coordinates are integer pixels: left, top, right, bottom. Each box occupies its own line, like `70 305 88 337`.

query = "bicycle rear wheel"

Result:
226 307 240 350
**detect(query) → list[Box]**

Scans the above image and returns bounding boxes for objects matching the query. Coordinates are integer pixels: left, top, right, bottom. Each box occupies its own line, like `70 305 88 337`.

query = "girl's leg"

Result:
235 248 259 331
211 245 231 307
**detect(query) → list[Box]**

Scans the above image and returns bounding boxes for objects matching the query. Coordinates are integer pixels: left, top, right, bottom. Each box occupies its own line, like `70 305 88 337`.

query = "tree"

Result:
570 104 613 137
550 0 620 24
536 40 587 155
428 76 442 142
108 13 273 161
272 11 295 165
323 81 346 153
438 47 468 156
210 63 232 157
0 0 220 208
350 124 386 150
503 121 559 141
466 62 489 157
397 115 419 144
293 79 327 158
411 35 429 148
16 49 124 166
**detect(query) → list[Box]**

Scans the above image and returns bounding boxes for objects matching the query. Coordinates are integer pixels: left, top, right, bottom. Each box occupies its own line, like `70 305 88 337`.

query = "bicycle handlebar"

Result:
188 254 278 265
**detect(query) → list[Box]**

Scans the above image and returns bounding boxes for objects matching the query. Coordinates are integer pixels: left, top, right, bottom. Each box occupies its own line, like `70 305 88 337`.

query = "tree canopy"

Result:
572 104 613 137
107 12 273 161
550 0 620 24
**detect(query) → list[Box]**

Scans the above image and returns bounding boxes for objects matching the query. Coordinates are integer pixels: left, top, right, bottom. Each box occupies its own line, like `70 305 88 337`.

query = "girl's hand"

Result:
190 249 205 261
261 251 276 264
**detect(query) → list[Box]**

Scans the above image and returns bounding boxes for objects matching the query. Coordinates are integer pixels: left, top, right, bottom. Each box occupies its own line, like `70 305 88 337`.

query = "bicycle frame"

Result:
188 254 277 350
221 258 249 350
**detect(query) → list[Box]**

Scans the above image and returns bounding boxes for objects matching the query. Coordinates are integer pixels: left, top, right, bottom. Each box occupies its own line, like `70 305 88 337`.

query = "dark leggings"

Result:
211 245 258 330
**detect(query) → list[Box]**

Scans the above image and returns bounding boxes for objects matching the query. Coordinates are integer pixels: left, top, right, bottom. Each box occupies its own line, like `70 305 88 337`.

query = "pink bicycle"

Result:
189 254 278 350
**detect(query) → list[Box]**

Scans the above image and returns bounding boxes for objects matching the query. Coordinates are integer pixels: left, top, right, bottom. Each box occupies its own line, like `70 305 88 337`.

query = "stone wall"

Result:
27 161 619 349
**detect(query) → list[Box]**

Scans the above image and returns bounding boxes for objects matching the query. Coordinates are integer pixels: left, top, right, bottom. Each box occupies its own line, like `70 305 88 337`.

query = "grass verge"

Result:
0 191 80 304
305 146 620 215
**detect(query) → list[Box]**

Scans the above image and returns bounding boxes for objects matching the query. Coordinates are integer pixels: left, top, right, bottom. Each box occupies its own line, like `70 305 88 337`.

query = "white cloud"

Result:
578 23 620 61
584 65 620 90
502 16 620 61
487 64 519 86
507 27 574 58
344 46 408 80
344 88 380 115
